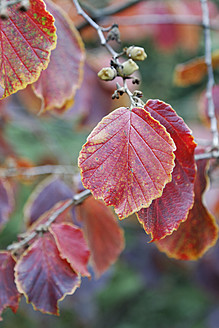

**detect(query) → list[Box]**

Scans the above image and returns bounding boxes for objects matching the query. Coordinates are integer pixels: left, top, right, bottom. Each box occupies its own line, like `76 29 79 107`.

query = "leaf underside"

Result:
76 196 124 277
156 158 219 260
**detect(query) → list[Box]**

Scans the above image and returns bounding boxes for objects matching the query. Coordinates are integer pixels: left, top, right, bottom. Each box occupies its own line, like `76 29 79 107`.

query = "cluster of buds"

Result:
125 46 147 61
97 46 147 82
0 0 30 19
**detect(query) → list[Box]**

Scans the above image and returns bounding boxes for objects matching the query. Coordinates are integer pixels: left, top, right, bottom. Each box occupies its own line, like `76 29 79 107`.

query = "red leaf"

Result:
137 100 196 241
156 158 219 260
78 106 176 218
50 223 90 277
76 196 124 277
0 178 14 231
24 176 74 226
0 251 20 320
15 233 80 315
0 0 57 98
33 0 85 112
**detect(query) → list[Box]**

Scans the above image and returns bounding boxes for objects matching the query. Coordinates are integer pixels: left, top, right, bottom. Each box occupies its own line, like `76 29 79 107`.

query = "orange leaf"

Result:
156 158 219 260
78 105 176 218
174 49 219 87
33 0 85 112
137 100 196 241
76 196 124 277
0 0 57 98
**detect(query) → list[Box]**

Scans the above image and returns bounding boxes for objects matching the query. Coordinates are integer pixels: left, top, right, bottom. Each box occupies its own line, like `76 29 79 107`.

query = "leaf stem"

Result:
7 189 91 252
200 0 219 149
0 164 77 178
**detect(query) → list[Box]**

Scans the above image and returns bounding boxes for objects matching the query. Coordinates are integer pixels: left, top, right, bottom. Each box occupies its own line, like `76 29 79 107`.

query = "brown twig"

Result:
7 189 91 252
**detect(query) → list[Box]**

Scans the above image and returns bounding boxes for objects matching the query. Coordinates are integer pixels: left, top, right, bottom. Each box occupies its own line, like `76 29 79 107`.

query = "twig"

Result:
7 189 91 252
72 0 139 107
195 150 219 161
0 164 77 178
201 0 219 149
77 0 144 30
101 14 219 31
72 0 117 57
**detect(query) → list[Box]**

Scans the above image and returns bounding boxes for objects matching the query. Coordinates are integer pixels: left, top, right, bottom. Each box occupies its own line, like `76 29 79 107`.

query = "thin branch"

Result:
72 0 117 56
195 150 219 160
7 189 91 252
0 164 77 178
72 0 139 107
101 14 219 31
201 0 219 149
77 0 144 30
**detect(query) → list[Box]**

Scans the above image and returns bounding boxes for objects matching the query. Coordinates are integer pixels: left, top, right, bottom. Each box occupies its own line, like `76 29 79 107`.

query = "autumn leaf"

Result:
0 0 57 99
78 105 176 219
50 223 90 277
76 196 124 277
137 100 196 241
33 0 85 112
174 49 219 87
0 252 20 320
156 158 219 260
0 178 15 231
24 176 74 227
15 233 80 315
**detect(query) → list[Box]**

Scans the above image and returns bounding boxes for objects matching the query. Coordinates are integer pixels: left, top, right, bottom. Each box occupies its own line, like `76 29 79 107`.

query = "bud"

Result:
97 67 117 81
126 46 147 61
118 59 139 77
106 24 121 43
